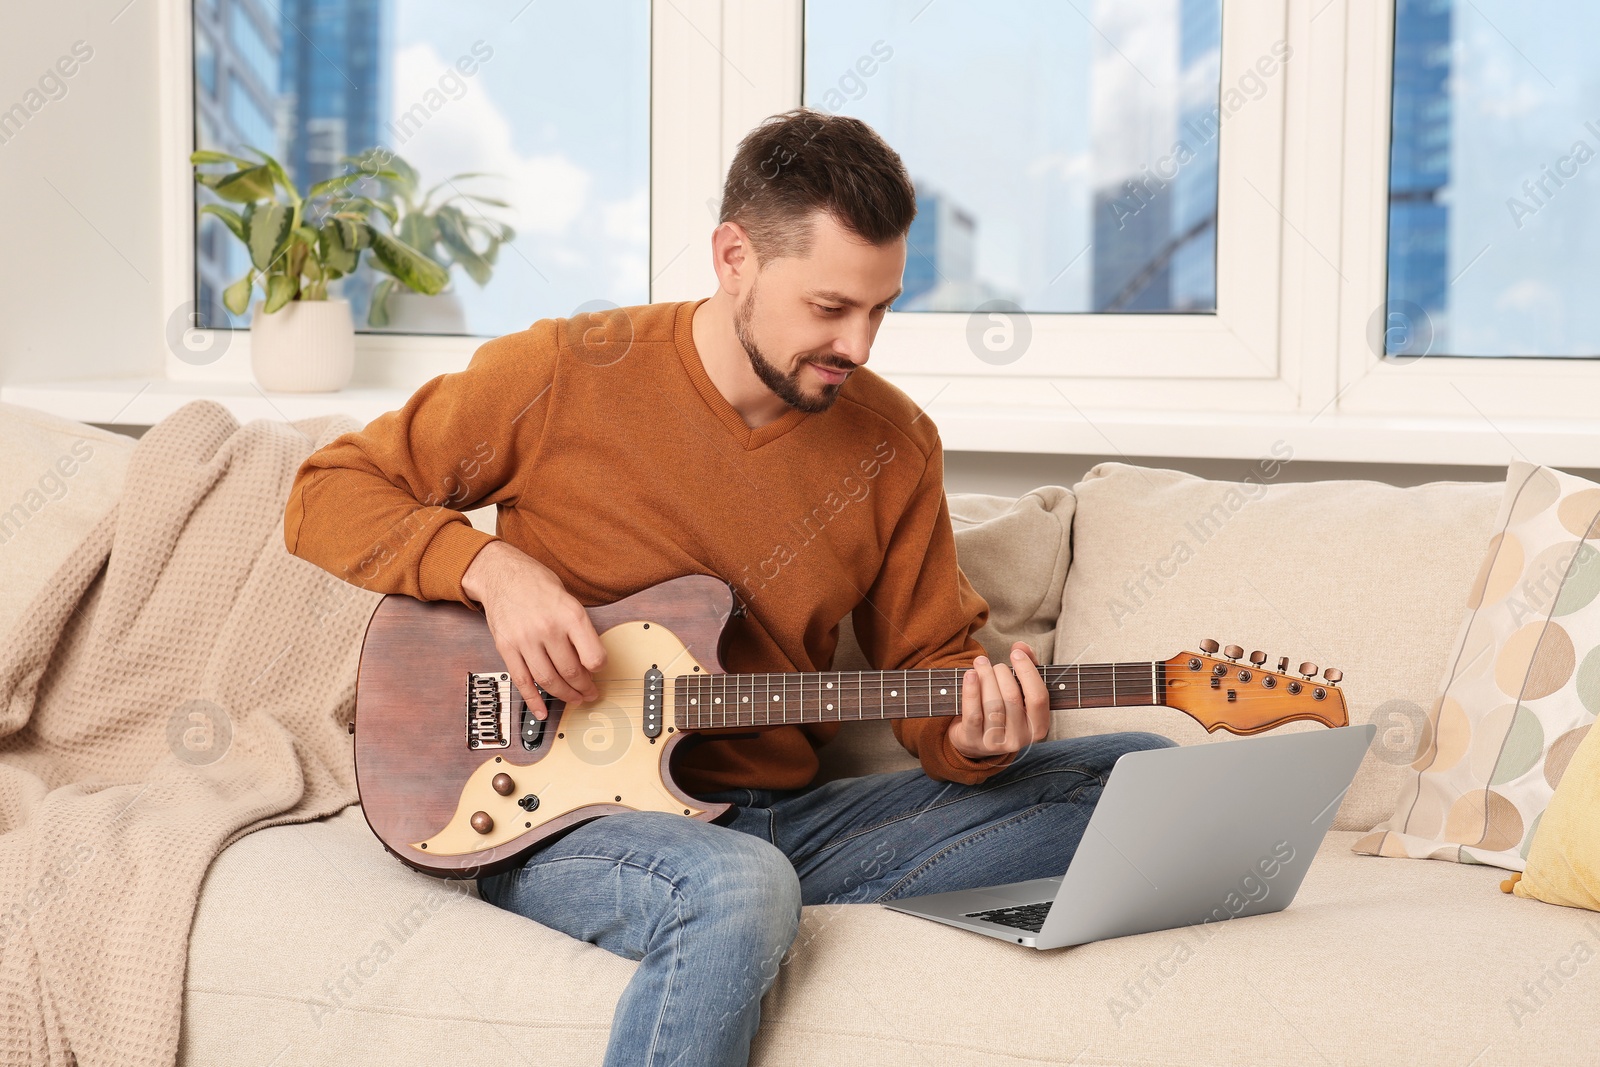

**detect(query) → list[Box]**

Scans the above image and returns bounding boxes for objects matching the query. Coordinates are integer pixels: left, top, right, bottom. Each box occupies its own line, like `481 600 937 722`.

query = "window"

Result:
228 3 278 95
803 0 1225 314
195 28 217 95
190 0 650 337
1386 0 1600 358
161 0 1600 457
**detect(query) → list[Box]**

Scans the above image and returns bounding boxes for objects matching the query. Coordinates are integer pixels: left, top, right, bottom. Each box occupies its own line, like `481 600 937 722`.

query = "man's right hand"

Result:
460 540 607 714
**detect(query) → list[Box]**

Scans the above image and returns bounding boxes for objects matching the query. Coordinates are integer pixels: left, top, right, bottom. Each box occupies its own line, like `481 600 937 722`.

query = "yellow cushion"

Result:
1509 718 1600 910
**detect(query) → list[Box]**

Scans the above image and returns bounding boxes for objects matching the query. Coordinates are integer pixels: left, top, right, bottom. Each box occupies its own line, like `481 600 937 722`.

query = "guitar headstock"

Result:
1162 640 1348 735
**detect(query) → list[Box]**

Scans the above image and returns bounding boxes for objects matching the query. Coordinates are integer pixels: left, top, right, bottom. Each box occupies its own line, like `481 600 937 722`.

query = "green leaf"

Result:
247 203 292 272
199 203 247 243
397 212 439 257
367 276 398 327
353 196 399 226
368 229 450 295
246 147 301 207
206 166 276 203
385 154 420 191
262 272 298 313
222 272 255 316
319 221 359 276
435 209 491 285
459 193 511 209
191 149 256 167
307 173 363 201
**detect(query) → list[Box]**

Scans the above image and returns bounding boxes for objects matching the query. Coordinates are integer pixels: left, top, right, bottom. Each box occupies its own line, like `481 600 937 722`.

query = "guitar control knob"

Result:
1323 668 1343 684
1249 650 1267 666
492 772 516 796
1224 645 1243 661
1199 638 1219 654
470 811 494 835
1299 662 1318 679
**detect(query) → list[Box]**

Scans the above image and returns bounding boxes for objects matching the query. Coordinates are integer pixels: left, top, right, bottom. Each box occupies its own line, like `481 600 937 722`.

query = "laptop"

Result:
882 722 1376 949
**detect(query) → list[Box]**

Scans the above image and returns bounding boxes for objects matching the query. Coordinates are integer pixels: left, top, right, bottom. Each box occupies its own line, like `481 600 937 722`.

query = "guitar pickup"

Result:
520 703 545 750
643 667 663 738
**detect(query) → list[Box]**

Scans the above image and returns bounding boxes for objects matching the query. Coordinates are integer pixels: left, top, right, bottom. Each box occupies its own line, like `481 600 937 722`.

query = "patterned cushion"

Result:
1355 461 1600 870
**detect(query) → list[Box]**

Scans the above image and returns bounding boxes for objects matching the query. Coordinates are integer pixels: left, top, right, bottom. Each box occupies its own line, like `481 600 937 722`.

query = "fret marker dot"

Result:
714 698 722 704
939 689 947 695
690 699 698 705
826 682 834 689
1057 683 1066 690
890 690 898 697
772 694 780 701
742 696 748 702
826 703 833 711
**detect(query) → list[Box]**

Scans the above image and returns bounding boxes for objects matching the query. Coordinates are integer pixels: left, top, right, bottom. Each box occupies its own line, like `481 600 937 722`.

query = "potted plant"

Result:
191 147 448 391
344 148 515 332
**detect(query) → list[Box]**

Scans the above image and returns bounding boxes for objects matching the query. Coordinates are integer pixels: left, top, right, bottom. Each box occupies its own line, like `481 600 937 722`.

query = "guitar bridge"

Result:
466 672 513 750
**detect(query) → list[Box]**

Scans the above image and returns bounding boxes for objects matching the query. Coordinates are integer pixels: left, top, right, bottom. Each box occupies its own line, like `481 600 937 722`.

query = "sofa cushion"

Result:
184 804 1600 1065
0 403 136 639
815 486 1074 783
1513 700 1600 910
1357 461 1600 869
1053 460 1503 832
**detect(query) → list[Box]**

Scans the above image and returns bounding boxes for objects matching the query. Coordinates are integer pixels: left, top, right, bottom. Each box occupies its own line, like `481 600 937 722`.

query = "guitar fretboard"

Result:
673 662 1163 730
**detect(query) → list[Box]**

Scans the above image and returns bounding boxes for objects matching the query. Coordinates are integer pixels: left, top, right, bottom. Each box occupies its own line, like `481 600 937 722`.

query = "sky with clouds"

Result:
386 0 648 336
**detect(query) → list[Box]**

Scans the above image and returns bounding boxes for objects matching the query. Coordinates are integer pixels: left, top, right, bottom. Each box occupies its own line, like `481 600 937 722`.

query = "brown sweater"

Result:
284 297 1015 793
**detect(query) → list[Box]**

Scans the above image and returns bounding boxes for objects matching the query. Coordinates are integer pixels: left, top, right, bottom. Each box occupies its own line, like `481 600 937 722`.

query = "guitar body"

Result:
353 573 736 878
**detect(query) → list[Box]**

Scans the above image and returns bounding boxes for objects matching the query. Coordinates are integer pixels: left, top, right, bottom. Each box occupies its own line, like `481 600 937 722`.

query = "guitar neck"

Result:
673 661 1165 730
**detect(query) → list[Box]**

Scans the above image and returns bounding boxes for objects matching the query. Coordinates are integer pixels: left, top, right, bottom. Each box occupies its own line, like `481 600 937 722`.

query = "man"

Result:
285 107 1175 1067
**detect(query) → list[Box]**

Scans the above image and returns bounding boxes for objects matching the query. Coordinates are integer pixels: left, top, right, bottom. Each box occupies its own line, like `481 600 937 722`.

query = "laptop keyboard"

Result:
964 900 1052 932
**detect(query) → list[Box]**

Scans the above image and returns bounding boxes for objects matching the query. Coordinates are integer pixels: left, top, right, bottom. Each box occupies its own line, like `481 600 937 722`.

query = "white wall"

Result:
0 1 166 386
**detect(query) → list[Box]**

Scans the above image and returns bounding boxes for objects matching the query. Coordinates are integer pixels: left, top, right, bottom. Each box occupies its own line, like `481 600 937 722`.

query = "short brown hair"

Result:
718 108 917 264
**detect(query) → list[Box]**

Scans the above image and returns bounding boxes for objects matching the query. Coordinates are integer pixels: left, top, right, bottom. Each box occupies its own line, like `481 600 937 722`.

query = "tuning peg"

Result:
1299 661 1318 679
1224 644 1243 661
1277 656 1289 673
1248 650 1267 666
1199 638 1219 654
1322 667 1343 685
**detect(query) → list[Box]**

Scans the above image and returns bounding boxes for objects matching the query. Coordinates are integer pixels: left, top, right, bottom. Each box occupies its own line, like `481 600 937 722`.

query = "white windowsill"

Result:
4 376 1596 468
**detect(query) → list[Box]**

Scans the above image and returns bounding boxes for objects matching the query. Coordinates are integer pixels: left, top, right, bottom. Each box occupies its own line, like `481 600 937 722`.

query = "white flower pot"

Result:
250 298 355 393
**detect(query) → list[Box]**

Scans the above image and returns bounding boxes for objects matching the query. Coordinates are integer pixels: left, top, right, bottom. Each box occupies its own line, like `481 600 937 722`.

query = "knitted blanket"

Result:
0 401 381 1065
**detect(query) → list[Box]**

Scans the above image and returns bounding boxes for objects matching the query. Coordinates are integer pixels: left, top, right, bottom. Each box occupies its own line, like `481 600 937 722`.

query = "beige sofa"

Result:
6 404 1595 1064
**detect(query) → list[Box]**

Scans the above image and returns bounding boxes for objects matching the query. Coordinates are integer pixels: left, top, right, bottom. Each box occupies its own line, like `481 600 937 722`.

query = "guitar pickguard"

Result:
413 621 711 856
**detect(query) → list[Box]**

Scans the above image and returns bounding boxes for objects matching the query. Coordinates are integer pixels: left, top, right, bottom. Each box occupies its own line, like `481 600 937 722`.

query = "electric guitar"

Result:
351 574 1348 878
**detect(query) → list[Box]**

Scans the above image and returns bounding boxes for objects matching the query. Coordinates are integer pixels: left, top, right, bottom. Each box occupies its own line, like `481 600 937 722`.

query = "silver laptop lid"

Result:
1036 722 1375 949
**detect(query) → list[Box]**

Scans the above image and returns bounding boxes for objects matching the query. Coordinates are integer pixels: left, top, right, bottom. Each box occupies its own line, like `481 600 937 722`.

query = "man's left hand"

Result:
946 641 1051 761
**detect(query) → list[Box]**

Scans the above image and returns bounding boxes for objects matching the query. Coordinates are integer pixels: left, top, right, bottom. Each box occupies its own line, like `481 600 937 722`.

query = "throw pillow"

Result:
0 403 137 639
1354 461 1600 870
1505 710 1600 909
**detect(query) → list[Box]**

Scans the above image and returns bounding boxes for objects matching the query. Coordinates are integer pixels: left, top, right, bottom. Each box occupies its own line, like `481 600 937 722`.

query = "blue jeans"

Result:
477 731 1177 1066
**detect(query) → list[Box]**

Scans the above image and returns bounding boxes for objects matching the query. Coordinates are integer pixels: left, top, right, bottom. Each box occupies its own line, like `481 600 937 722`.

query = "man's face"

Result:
732 210 906 413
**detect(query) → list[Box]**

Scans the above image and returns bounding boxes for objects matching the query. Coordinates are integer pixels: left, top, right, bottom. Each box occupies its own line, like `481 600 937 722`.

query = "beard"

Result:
732 278 852 414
